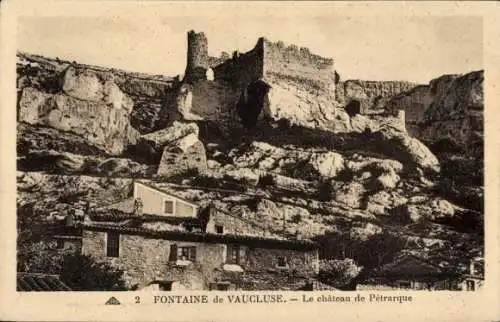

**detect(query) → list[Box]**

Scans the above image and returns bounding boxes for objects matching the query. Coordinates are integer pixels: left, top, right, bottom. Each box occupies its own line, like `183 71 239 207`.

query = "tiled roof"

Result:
82 223 318 251
17 273 72 291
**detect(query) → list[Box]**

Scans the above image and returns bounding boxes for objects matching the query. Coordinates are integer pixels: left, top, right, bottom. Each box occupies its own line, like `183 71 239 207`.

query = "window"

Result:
149 281 173 291
276 256 287 268
466 280 475 291
227 245 240 264
169 244 196 262
215 225 224 234
178 246 196 261
164 200 174 214
55 239 65 249
106 232 120 257
209 282 230 291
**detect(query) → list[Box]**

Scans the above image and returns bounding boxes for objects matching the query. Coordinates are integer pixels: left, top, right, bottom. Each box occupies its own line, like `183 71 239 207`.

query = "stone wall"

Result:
336 80 418 114
81 229 318 290
213 38 265 88
205 208 266 236
263 39 335 94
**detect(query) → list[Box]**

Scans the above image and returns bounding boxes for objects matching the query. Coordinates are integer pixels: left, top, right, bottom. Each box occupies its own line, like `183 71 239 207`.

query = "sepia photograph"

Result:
13 9 487 295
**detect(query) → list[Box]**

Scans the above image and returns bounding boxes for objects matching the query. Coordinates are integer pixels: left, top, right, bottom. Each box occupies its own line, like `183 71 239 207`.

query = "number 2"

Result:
135 296 140 304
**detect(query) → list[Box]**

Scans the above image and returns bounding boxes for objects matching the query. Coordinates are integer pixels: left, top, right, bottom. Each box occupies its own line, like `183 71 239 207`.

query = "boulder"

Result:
397 197 459 223
62 66 133 111
140 121 199 150
224 168 260 185
374 126 440 174
97 158 153 177
333 182 366 209
376 171 400 190
308 152 345 179
157 140 207 177
365 190 408 216
207 160 221 169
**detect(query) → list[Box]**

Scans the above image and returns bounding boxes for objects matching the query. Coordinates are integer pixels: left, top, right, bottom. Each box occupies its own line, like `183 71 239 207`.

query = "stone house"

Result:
457 256 484 291
81 181 319 291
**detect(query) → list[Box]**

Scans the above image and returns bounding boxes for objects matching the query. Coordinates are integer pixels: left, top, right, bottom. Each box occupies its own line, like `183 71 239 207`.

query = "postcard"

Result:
1 1 499 321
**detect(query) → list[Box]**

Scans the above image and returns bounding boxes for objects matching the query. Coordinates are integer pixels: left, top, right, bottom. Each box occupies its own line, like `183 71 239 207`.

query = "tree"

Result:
318 258 362 288
60 254 127 291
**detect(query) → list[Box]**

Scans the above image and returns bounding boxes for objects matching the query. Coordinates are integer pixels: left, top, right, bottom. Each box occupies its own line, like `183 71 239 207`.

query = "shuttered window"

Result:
106 232 119 257
169 244 178 262
227 245 240 264
164 200 174 214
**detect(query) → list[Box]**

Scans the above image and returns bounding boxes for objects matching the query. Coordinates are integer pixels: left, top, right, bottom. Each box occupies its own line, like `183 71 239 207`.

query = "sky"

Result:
17 9 483 83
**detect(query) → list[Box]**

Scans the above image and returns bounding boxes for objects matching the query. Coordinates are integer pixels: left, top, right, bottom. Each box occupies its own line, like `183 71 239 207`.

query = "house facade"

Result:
81 181 319 291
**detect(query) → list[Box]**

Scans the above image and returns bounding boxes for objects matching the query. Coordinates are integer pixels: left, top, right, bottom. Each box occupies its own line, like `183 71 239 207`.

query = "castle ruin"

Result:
179 30 339 130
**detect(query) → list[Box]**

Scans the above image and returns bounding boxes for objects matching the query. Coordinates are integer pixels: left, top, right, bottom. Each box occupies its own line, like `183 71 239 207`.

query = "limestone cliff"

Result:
385 70 484 155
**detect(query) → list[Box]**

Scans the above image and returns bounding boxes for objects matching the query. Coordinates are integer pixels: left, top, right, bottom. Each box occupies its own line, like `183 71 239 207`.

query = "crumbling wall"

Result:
263 40 334 93
336 80 418 114
213 38 264 88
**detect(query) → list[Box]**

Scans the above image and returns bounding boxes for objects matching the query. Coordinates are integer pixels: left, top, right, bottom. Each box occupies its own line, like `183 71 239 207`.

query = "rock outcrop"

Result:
137 121 208 177
386 70 483 154
17 52 180 138
371 125 441 174
18 87 139 155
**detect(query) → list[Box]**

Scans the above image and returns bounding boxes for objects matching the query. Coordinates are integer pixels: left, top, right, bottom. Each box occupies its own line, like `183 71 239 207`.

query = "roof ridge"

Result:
81 222 317 248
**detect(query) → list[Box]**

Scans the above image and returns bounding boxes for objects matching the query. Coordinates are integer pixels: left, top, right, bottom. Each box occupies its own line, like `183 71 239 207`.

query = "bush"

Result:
191 175 219 188
241 197 260 212
316 180 333 202
291 213 302 224
60 254 127 291
258 174 275 188
318 258 362 288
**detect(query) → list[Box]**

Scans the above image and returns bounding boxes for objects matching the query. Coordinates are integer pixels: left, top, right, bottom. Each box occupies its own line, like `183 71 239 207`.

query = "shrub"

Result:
60 254 127 291
318 258 362 288
241 197 260 212
191 175 219 188
291 213 302 224
258 174 275 188
316 180 333 202
183 167 200 177
335 168 354 182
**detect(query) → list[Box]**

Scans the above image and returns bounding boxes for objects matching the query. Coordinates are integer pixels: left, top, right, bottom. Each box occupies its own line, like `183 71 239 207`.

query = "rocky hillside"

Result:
17 51 484 281
386 71 484 212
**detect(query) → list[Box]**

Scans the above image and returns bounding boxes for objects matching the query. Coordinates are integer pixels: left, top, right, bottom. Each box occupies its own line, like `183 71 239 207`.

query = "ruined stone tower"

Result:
184 30 209 83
